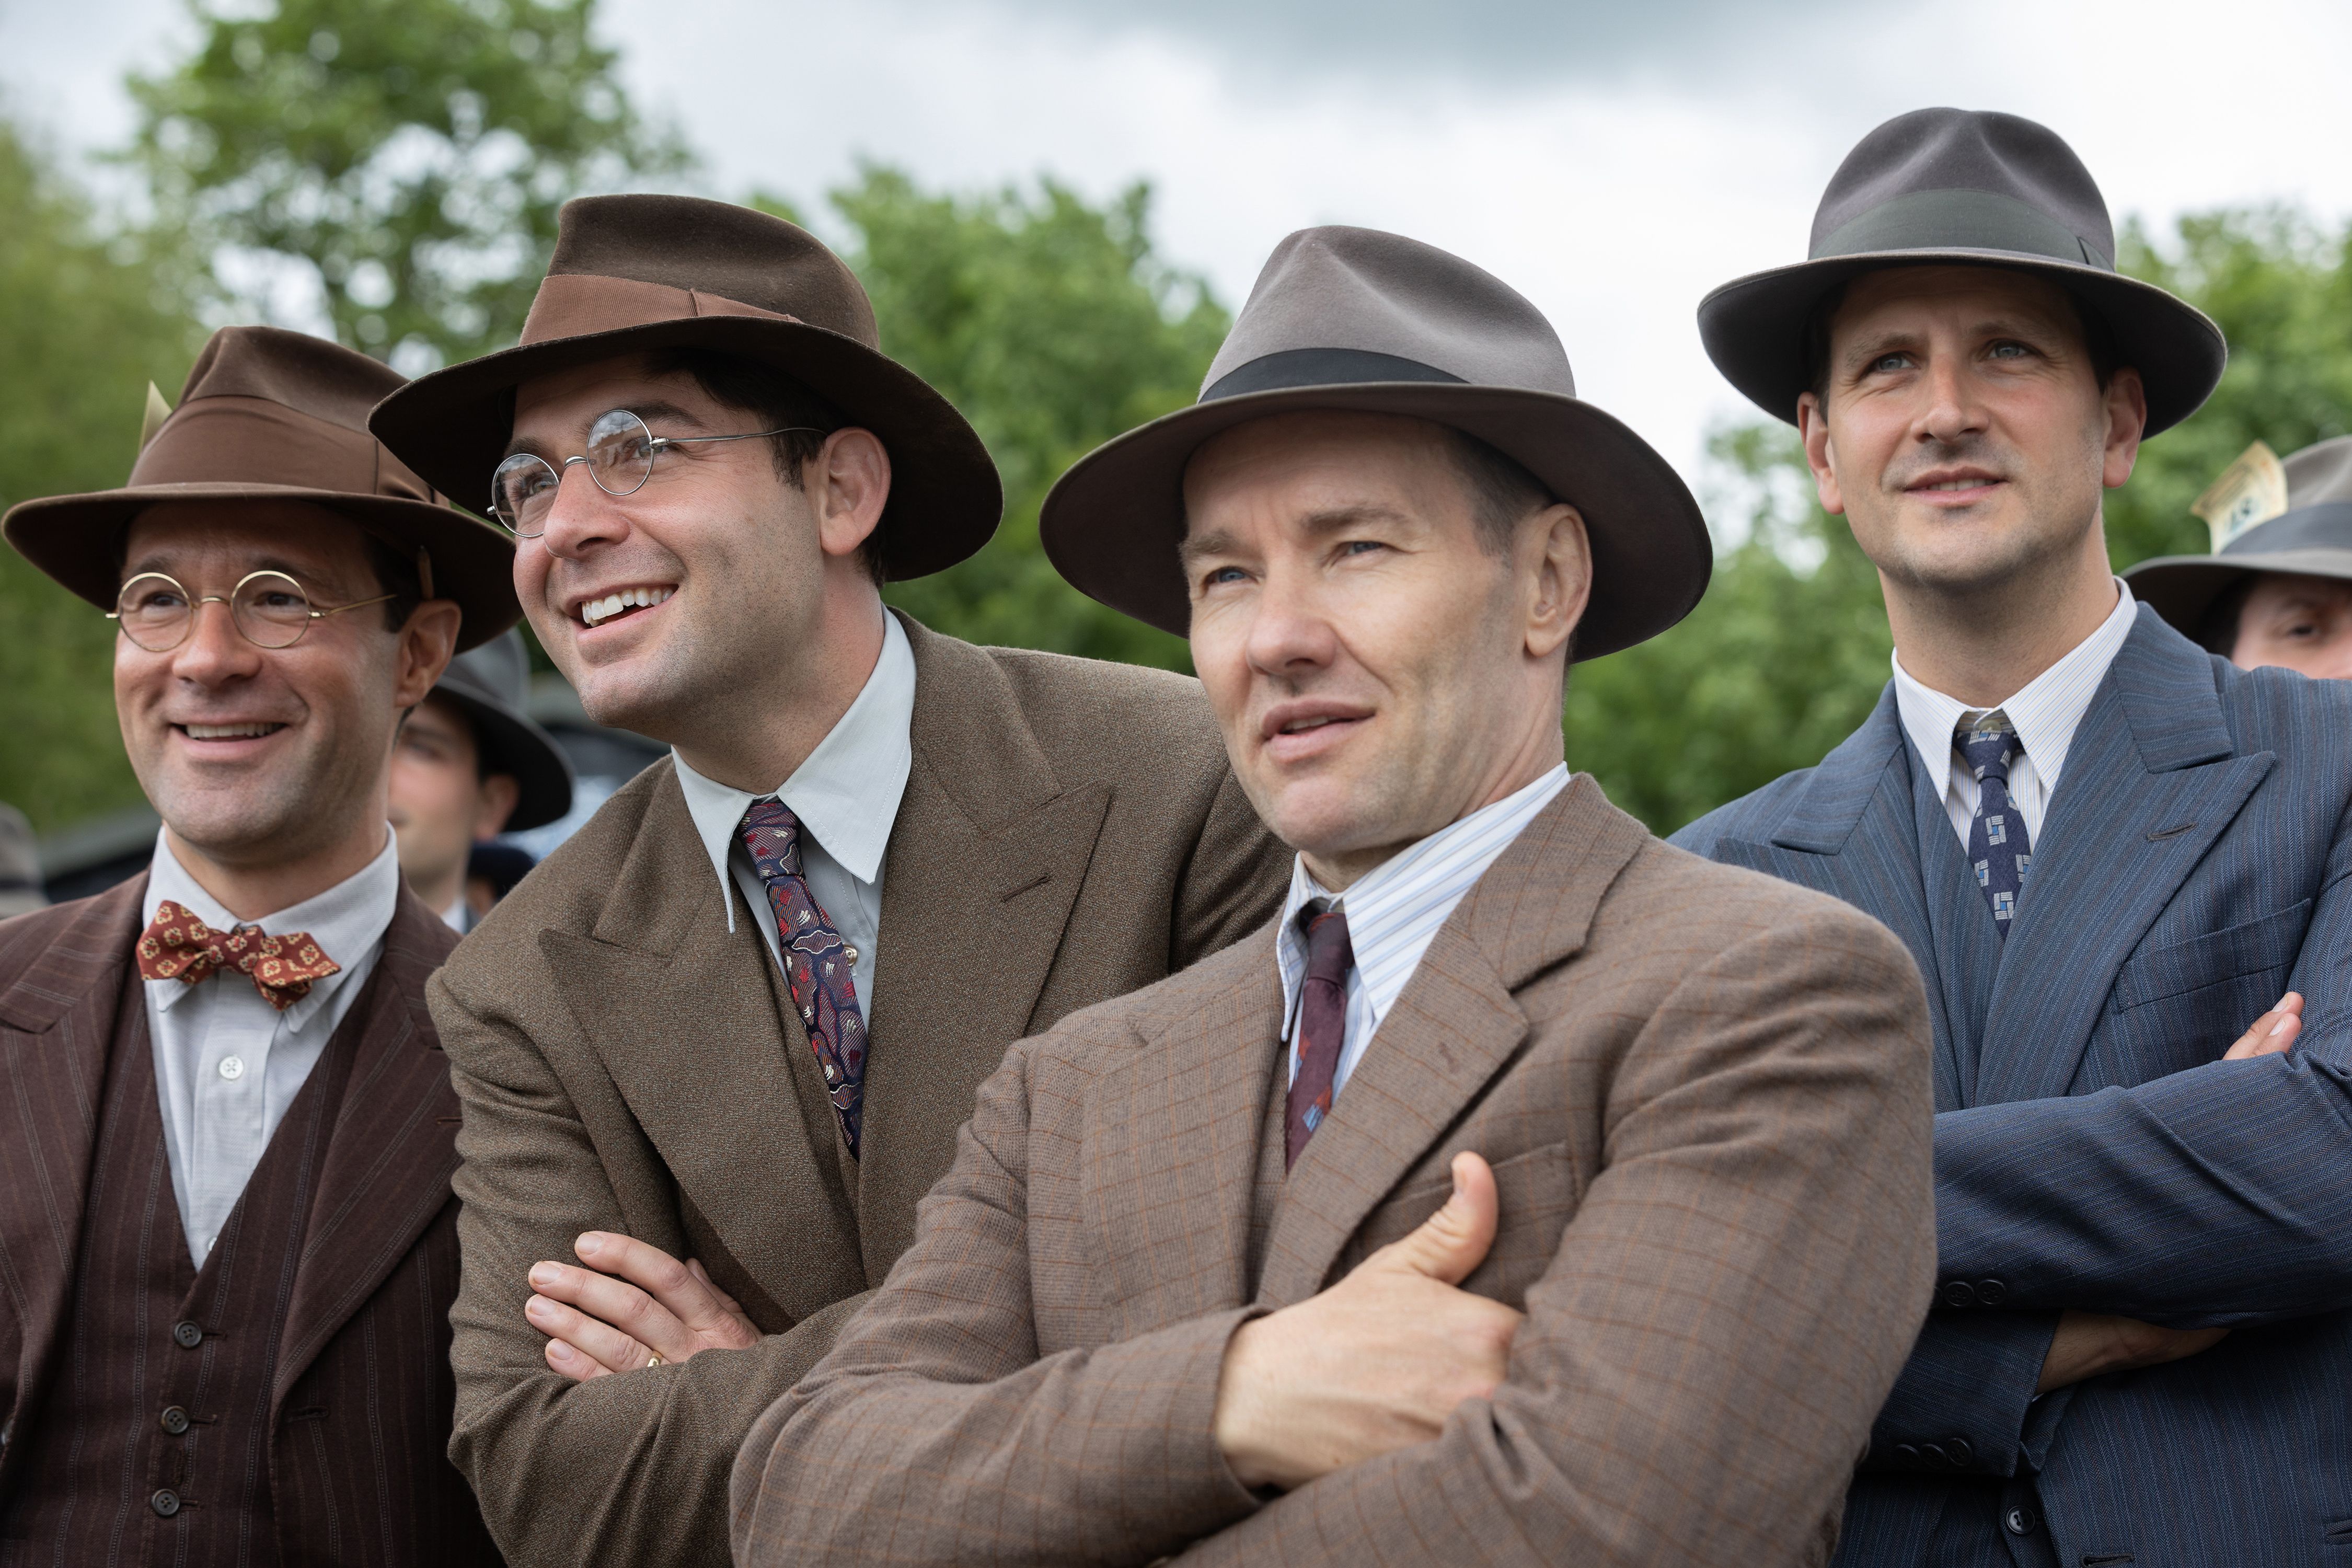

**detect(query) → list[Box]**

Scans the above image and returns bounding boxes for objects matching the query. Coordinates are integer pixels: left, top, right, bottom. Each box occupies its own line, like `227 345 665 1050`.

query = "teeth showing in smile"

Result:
183 722 283 740
1922 479 1990 491
1283 717 1335 733
581 585 674 627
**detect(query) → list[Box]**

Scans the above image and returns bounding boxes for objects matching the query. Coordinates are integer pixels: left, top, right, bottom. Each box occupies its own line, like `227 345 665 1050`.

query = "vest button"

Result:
160 1405 191 1435
1976 1277 2008 1306
151 1488 181 1517
1940 1279 1977 1308
172 1320 203 1348
2004 1505 2039 1536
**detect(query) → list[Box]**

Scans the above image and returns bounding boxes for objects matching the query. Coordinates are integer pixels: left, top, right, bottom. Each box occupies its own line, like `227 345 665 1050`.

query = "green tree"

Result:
776 169 1227 671
0 113 209 833
128 0 685 367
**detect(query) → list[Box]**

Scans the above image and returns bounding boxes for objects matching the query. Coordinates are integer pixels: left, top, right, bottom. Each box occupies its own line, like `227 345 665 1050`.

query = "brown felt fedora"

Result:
2127 436 2352 637
3 325 519 651
1700 108 2226 436
368 195 1000 580
1040 225 1710 659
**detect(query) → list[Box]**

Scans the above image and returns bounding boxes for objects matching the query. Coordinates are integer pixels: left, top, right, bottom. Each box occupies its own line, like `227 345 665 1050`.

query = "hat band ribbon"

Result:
1201 347 1465 403
1813 187 2113 272
130 395 437 505
2222 502 2352 557
522 272 799 345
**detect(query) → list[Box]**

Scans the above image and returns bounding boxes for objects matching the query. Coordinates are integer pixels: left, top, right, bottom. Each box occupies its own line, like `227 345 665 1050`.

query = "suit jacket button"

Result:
1940 1279 1977 1308
151 1489 181 1517
1976 1278 2008 1306
2004 1505 2038 1535
1918 1442 1949 1468
1944 1437 1975 1469
160 1405 191 1435
1895 1444 1920 1465
172 1320 203 1349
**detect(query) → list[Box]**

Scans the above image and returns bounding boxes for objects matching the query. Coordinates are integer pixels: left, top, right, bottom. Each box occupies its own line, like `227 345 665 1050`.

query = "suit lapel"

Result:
273 892 465 1404
1257 779 1643 1306
1977 611 2269 1104
545 764 867 1324
0 878 144 1457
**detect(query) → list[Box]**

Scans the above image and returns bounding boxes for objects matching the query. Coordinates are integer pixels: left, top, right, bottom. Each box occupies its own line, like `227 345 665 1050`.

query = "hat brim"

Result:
1039 382 1711 660
2124 545 2352 638
2 482 520 653
368 316 1003 581
1697 249 2227 436
423 683 575 832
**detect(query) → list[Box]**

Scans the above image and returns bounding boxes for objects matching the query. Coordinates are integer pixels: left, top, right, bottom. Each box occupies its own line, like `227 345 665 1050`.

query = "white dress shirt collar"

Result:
142 825 402 1031
674 610 916 932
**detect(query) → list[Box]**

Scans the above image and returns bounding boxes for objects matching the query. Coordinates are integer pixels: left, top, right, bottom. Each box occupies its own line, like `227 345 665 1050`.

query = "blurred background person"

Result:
390 627 574 931
2128 435 2352 679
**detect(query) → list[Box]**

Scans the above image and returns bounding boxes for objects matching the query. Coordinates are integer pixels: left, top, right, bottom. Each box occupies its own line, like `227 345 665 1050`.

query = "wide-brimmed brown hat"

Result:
1039 225 1710 659
1700 108 2226 436
429 628 574 832
2127 436 2352 637
368 195 1001 580
3 325 519 651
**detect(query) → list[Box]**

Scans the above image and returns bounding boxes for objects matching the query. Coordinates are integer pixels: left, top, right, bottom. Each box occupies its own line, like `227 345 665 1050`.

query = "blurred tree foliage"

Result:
128 0 685 368
769 170 1225 670
0 116 207 834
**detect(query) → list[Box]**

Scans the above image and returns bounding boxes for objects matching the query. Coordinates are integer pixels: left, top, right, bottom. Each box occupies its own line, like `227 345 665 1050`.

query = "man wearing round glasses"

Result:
0 325 517 1562
367 194 1289 1568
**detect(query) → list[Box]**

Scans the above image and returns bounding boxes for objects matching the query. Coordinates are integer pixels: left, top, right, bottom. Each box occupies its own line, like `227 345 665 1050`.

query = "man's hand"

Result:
1213 1151 1523 1491
2223 991 2302 1060
524 1231 760 1381
2036 1309 2227 1394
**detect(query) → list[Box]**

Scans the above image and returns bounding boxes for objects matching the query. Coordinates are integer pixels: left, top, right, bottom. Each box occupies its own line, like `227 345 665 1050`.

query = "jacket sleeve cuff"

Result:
1859 1310 2058 1479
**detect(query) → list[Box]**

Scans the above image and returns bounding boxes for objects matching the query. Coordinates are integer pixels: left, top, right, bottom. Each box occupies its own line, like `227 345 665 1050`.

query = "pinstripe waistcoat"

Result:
1674 605 2352 1567
0 877 499 1567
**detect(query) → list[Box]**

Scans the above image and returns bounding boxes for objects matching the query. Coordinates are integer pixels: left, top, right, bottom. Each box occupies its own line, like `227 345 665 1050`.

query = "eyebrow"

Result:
1177 503 1415 570
121 552 326 584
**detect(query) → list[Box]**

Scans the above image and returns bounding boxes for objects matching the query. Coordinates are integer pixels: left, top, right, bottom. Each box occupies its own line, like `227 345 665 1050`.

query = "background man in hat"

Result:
0 325 516 1563
366 193 1289 1568
2129 435 2352 679
735 226 1938 1568
389 627 574 932
1676 108 2352 1566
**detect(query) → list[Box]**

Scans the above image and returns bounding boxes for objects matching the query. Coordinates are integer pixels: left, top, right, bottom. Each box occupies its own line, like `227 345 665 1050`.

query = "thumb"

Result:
1368 1151 1499 1285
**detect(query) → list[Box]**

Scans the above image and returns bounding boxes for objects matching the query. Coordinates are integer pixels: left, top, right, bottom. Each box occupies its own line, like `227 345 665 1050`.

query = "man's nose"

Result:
1243 566 1341 677
537 463 629 560
1915 355 1988 445
168 598 263 684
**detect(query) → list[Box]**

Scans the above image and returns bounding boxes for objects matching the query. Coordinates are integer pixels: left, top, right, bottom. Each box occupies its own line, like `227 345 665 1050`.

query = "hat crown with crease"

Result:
2124 434 2352 637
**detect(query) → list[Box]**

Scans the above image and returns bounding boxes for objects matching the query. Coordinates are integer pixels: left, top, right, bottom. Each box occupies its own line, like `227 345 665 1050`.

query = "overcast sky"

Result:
7 0 2352 490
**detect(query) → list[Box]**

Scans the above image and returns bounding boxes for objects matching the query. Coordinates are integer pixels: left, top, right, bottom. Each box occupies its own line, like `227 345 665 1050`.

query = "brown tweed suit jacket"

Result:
0 876 495 1564
735 776 1940 1567
430 614 1289 1568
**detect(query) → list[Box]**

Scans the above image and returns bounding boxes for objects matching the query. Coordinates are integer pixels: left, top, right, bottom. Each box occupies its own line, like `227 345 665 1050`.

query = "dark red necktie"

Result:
1285 901 1353 1170
739 800 868 1158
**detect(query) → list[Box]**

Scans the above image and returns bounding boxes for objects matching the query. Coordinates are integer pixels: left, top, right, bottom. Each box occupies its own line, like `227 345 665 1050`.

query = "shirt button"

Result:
172 1320 204 1348
217 1055 246 1081
843 946 859 963
160 1405 191 1435
151 1488 181 1517
2004 1505 2038 1536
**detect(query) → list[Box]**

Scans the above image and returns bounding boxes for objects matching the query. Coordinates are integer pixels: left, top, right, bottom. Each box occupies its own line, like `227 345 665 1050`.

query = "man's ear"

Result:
2101 367 2147 490
1798 392 1847 517
474 773 522 839
393 601 464 709
1523 502 1591 663
813 428 891 561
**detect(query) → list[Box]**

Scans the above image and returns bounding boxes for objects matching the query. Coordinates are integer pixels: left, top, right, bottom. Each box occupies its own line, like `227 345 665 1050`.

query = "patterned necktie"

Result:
1285 900 1354 1170
739 800 869 1158
136 900 340 1012
1958 713 2034 935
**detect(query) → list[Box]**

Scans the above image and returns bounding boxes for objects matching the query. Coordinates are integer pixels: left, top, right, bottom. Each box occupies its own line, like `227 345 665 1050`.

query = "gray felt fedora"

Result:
428 628 574 832
1699 108 2226 436
2126 436 2352 638
1040 225 1710 659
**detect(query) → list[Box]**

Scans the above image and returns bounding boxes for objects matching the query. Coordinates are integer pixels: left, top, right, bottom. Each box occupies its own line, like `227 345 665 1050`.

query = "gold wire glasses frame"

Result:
489 408 820 538
108 570 397 652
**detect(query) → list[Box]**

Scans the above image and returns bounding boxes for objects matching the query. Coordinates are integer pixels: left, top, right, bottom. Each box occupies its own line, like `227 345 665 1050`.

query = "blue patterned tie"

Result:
1958 714 2033 935
739 800 868 1157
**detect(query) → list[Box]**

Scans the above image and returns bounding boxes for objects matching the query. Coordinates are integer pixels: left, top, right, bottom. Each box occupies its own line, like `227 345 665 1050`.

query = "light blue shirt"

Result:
673 612 915 1009
1276 764 1570 1099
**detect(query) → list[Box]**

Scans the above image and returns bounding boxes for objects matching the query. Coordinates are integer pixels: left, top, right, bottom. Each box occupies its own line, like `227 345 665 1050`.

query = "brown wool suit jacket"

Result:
735 777 1941 1568
0 877 496 1564
430 614 1289 1568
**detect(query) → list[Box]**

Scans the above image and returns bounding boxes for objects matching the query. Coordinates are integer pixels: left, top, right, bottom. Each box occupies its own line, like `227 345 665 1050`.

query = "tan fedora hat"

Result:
2127 436 2352 638
368 195 1001 581
3 325 520 651
1039 225 1710 659
1700 108 2226 436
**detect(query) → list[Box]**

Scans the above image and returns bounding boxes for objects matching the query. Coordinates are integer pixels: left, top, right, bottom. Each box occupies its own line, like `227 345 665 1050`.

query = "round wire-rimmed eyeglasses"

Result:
108 569 396 652
489 408 819 538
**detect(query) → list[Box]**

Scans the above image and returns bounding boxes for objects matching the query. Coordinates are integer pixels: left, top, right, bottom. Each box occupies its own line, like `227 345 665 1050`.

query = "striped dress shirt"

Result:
1892 578 2139 849
1276 763 1570 1098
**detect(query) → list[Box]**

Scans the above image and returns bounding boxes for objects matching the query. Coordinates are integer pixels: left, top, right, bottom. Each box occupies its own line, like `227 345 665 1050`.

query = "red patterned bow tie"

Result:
136 899 341 1013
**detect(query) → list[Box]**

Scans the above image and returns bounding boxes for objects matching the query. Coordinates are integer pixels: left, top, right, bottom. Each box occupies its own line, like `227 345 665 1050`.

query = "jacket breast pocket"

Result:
2111 899 2311 1015
1342 1141 1578 1309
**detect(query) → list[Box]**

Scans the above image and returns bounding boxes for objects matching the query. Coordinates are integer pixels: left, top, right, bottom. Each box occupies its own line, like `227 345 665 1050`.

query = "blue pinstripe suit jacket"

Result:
1674 605 2352 1567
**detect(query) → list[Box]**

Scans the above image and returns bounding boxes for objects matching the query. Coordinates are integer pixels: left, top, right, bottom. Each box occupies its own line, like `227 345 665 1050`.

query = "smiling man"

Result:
0 326 517 1563
733 226 1939 1567
365 194 1289 1568
1676 109 2352 1567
